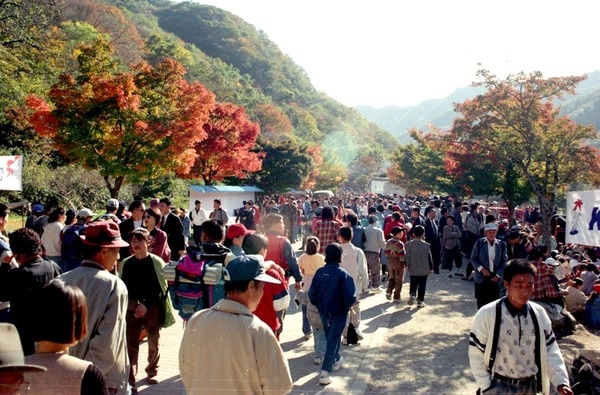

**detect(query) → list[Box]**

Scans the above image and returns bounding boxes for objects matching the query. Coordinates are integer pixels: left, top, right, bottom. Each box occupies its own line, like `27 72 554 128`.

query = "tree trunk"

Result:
103 175 124 199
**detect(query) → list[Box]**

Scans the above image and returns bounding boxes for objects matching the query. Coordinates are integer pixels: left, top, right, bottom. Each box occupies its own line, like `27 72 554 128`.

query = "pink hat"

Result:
80 221 129 248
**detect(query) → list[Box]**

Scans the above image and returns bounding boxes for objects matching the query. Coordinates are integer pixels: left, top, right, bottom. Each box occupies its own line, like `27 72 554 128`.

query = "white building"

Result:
370 177 406 196
189 185 263 223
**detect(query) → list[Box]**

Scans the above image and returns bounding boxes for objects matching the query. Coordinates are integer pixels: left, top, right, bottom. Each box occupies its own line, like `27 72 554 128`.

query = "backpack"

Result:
61 224 85 272
164 247 228 321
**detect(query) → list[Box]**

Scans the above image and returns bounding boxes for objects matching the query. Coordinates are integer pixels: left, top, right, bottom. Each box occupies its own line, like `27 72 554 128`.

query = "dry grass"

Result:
6 215 27 232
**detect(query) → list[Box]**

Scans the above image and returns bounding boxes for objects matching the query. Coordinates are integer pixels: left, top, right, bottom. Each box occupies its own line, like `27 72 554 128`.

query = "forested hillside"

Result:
358 70 600 145
0 0 398 208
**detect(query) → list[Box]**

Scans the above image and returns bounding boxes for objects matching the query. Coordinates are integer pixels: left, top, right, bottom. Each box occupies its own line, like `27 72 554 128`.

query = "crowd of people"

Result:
1 192 599 394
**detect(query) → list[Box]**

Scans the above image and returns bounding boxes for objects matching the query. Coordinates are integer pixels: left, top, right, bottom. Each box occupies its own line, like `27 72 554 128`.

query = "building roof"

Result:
189 185 263 193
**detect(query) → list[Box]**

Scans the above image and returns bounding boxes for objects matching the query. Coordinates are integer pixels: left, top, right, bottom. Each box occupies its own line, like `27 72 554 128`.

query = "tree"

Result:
452 69 600 244
0 0 58 49
27 39 215 198
182 102 264 185
249 139 313 194
388 129 456 195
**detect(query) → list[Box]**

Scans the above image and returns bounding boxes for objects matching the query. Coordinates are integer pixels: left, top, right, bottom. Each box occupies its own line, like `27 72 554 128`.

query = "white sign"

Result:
0 155 23 191
565 190 600 247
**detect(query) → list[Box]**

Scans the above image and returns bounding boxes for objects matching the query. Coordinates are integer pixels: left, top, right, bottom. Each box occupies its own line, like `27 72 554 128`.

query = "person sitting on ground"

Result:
564 277 587 321
26 279 108 395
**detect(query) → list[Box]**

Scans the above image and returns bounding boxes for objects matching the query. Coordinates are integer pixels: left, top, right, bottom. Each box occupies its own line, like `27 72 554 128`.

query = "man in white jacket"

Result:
338 226 369 343
468 259 573 395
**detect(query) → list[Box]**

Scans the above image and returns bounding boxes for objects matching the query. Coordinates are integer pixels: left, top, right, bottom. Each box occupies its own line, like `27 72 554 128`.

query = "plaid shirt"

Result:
531 261 561 301
384 238 406 265
314 219 342 254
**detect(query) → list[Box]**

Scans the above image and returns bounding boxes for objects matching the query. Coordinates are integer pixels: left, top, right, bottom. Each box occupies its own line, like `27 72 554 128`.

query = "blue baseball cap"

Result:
32 204 44 213
224 255 280 284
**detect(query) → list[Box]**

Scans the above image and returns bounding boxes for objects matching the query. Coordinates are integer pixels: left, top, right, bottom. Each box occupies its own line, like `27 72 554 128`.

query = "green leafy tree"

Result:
249 139 313 194
27 39 215 198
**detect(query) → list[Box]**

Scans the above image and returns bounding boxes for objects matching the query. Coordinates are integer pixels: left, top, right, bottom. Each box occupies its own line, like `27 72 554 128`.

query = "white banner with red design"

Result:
566 190 600 247
0 155 23 191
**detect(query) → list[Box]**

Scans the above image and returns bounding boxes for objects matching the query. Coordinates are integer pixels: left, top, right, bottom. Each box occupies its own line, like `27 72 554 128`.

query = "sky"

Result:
195 1 600 108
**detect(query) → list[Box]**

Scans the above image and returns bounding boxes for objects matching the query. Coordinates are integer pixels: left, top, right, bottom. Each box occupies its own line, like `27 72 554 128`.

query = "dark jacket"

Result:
309 262 355 317
0 256 61 355
159 212 185 261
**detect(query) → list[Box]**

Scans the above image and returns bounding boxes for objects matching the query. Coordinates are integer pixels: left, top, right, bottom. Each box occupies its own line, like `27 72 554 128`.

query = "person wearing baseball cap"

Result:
0 323 46 393
470 222 508 308
59 221 129 395
224 223 254 256
180 255 292 394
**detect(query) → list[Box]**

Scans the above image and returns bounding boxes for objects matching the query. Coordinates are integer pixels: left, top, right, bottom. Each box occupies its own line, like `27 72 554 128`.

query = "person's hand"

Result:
490 275 500 283
1 251 13 264
557 384 573 395
480 268 491 277
178 250 186 257
134 303 147 318
294 282 301 292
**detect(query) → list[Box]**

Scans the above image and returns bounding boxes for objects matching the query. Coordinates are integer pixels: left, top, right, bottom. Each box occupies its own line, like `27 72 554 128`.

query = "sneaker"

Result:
333 356 344 372
313 356 323 365
455 272 464 277
341 337 348 345
417 301 425 308
355 328 364 340
372 286 384 293
304 332 313 340
393 298 401 303
319 370 331 385
407 295 415 306
385 292 392 300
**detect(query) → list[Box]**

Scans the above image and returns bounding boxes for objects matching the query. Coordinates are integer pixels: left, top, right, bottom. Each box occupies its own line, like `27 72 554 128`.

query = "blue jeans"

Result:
301 304 311 335
319 313 347 373
313 326 326 358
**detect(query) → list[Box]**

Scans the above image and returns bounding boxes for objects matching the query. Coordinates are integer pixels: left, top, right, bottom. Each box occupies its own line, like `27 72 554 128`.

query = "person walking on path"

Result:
471 222 507 309
363 215 386 292
309 243 356 386
405 225 432 308
179 255 292 395
384 226 407 302
469 259 573 395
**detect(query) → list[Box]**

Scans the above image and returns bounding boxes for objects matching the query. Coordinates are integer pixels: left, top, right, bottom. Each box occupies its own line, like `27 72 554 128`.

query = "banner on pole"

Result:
565 189 600 248
0 155 23 191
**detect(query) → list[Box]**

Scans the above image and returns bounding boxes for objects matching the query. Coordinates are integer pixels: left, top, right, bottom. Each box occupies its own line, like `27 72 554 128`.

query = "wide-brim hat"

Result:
80 220 129 248
0 323 46 373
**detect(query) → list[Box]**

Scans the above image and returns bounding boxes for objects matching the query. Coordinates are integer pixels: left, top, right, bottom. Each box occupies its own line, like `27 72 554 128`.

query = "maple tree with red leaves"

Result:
446 69 600 242
27 39 215 198
183 102 264 185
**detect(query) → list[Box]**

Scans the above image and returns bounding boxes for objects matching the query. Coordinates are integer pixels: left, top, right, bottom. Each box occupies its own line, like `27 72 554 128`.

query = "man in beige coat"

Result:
405 225 433 308
179 255 293 395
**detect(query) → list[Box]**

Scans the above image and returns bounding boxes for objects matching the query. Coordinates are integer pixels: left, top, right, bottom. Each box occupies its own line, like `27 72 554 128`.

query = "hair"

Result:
262 213 284 230
128 200 144 212
0 203 9 219
503 259 537 284
346 212 358 226
48 207 65 223
368 215 378 225
129 227 151 243
573 277 584 286
195 200 201 205
305 236 320 255
392 212 401 221
446 215 454 222
214 199 221 205
586 263 598 273
242 233 269 255
65 209 77 225
159 197 172 206
144 207 161 223
8 228 42 255
376 204 384 213
224 279 252 294
33 279 88 344
368 206 376 214
325 243 343 263
338 226 352 241
412 225 425 238
391 226 404 236
441 207 447 215
80 244 104 259
201 219 225 242
321 206 334 220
